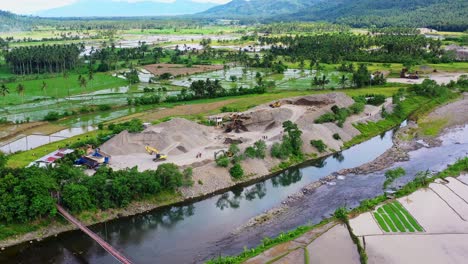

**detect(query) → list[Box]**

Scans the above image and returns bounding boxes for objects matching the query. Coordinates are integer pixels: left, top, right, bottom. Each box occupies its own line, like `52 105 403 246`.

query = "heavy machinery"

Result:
145 145 167 162
269 101 281 108
214 150 234 160
224 114 250 133
400 68 419 79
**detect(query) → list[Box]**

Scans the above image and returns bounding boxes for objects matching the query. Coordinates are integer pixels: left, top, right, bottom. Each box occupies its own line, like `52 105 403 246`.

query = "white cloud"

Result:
111 0 176 3
0 0 78 14
191 0 230 3
0 0 230 15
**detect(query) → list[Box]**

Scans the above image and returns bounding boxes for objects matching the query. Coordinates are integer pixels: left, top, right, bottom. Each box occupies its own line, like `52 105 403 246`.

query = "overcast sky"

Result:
0 0 230 14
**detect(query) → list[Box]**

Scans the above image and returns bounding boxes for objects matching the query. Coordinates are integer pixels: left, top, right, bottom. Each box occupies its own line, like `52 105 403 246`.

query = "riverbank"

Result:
0 91 460 251
209 128 468 264
236 94 468 233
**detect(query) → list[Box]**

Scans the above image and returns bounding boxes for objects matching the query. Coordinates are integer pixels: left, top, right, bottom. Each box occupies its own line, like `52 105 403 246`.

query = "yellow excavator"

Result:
269 101 281 108
145 145 168 162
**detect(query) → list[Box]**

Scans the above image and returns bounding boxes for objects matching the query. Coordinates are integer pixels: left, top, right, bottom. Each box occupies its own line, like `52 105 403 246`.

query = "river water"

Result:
2 123 467 264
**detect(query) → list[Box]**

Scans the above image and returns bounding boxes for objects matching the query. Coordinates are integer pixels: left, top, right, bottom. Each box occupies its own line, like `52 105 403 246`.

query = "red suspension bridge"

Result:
56 204 133 264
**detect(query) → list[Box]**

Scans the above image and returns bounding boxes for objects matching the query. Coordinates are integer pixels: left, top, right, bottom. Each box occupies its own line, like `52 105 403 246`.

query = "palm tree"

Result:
63 71 70 101
339 75 348 89
320 75 329 90
79 76 87 90
1 84 9 108
88 68 94 81
79 76 88 104
16 83 25 104
41 81 48 97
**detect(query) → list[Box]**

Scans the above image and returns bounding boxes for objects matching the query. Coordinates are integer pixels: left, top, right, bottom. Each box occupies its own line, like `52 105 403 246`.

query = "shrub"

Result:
315 112 336 123
383 167 406 189
271 142 291 160
43 111 61 121
245 140 266 159
98 104 112 111
334 207 348 222
216 156 230 167
366 94 386 106
310 139 327 153
108 119 143 134
182 167 194 187
229 144 240 156
331 105 340 114
220 106 239 113
245 146 257 158
229 163 244 179
333 133 341 140
349 102 365 114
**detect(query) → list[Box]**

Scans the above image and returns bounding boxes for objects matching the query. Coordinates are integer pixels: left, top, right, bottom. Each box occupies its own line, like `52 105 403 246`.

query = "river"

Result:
1 122 467 264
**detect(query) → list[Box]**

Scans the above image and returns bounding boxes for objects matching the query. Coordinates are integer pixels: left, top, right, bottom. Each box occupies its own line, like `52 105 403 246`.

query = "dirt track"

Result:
108 99 239 123
387 71 466 85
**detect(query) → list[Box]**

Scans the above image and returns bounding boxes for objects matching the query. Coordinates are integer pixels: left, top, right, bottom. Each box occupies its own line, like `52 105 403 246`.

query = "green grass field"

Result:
0 73 127 106
374 201 423 233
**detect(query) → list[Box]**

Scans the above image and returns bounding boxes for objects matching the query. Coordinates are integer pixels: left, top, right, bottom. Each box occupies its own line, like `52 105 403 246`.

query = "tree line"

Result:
5 44 83 75
260 33 447 64
0 152 192 223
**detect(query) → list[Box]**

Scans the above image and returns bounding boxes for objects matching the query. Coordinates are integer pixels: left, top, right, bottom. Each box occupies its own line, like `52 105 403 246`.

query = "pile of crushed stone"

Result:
101 118 214 155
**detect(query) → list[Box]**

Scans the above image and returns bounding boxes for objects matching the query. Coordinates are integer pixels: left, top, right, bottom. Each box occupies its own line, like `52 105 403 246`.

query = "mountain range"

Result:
199 0 468 30
0 0 467 31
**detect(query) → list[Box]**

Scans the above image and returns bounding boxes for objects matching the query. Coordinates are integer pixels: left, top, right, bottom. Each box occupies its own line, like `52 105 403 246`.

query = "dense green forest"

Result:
5 44 83 74
201 0 468 31
261 33 448 64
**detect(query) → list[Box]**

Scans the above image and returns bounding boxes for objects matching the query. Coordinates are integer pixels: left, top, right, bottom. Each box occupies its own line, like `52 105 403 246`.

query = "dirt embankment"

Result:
338 93 468 175
0 122 64 143
235 95 468 233
143 63 223 77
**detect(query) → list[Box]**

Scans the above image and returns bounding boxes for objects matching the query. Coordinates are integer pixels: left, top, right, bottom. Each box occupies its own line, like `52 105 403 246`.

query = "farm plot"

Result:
143 63 223 77
276 71 352 90
373 201 424 233
169 67 316 90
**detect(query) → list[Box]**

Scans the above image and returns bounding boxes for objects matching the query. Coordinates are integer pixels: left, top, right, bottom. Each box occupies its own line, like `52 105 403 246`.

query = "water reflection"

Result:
244 183 267 201
333 152 345 163
272 169 303 187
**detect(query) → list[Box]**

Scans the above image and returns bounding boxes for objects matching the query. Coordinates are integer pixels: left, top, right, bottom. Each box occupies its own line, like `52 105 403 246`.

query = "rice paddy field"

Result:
373 201 424 233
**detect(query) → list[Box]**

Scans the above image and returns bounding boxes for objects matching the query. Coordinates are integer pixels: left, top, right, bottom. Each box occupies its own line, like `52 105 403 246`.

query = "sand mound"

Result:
242 108 293 132
101 118 214 155
282 93 354 108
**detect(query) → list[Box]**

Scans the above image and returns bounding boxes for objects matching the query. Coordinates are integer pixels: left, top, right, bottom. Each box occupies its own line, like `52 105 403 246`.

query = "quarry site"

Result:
100 92 389 197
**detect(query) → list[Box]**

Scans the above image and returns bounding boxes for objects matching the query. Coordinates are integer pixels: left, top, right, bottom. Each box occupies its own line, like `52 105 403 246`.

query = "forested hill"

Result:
199 0 468 31
0 10 38 32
